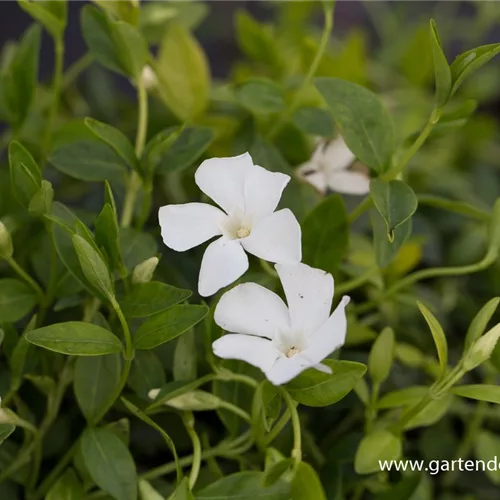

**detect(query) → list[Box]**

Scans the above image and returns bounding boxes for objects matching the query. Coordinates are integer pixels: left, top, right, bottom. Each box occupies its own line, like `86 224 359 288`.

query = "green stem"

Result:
111 299 134 360
219 402 252 424
281 390 302 465
121 79 148 228
6 256 44 300
265 408 291 446
336 267 378 295
259 259 279 279
61 53 93 90
267 1 334 140
42 37 64 162
183 413 202 490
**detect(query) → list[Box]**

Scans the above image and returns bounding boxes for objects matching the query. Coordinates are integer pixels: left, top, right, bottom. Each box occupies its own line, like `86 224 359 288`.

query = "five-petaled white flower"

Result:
159 153 302 296
297 136 370 195
212 262 350 385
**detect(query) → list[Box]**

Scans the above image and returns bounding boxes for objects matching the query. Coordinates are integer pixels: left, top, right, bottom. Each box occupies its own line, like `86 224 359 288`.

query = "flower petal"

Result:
322 136 356 172
241 209 301 264
265 354 313 385
213 334 281 374
302 296 350 365
275 262 334 335
327 171 370 195
214 283 290 339
244 164 290 219
159 203 226 251
296 161 327 194
198 237 248 297
195 153 253 214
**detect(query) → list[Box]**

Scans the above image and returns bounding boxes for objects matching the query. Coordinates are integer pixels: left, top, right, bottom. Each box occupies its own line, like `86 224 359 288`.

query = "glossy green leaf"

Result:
196 471 290 499
285 360 367 407
8 140 42 209
74 354 122 421
0 279 37 323
95 203 123 273
355 430 402 474
452 384 500 404
368 327 395 384
371 209 412 268
128 350 166 399
72 235 114 301
28 180 54 218
235 79 285 114
134 304 208 350
85 117 139 171
120 281 192 318
49 140 128 182
404 394 452 430
450 43 500 96
26 322 123 356
18 0 67 39
417 301 448 376
291 461 326 500
262 458 293 488
315 77 394 172
292 106 334 137
377 386 428 409
81 427 138 500
429 19 451 107
370 180 418 240
156 21 210 120
46 468 85 500
464 297 500 353
302 194 349 274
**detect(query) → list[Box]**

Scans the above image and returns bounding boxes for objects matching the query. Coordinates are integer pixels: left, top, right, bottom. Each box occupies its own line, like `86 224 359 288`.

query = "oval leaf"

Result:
0 279 37 323
417 302 448 376
355 430 402 474
429 19 451 107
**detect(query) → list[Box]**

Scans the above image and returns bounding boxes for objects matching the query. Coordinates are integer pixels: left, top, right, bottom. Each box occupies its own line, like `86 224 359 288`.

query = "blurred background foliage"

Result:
1 1 500 499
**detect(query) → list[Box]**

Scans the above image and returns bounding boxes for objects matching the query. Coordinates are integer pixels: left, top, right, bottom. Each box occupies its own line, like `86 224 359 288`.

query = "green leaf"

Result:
8 141 42 209
417 302 448 376
120 282 192 318
196 471 290 500
252 380 281 435
95 203 123 273
452 384 500 404
74 354 122 421
81 427 138 500
374 474 422 500
49 140 128 182
404 394 452 430
315 78 394 172
0 25 40 126
377 386 428 409
152 126 213 175
28 180 54 218
84 117 139 171
46 468 85 500
291 462 326 500
371 209 412 268
292 106 334 137
120 228 158 272
128 350 166 399
26 322 123 356
156 21 210 120
476 431 500 484
450 43 500 96
464 298 500 353
355 430 402 474
167 477 194 500
235 79 285 114
81 5 148 78
94 0 140 26
173 329 197 381
262 458 293 488
370 180 418 240
368 327 395 384
139 480 166 500
18 0 67 39
429 20 451 107
0 424 16 446
134 304 208 350
72 234 115 302
0 279 37 323
302 194 349 274
285 360 367 407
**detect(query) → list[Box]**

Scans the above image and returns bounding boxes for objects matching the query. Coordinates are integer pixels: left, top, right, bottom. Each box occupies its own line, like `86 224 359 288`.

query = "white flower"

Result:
140 65 158 91
212 262 350 385
159 153 302 297
297 136 370 195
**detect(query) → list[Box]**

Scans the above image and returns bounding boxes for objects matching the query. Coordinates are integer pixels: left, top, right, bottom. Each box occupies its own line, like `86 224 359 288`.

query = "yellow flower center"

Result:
236 227 251 239
286 347 300 358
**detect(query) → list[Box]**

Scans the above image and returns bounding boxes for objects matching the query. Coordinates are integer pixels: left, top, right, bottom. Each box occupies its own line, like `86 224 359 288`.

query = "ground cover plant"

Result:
1 1 500 499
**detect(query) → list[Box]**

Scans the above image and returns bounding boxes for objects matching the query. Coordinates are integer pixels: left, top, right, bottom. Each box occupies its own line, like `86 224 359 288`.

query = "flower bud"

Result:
140 65 158 91
463 323 500 371
0 221 13 259
132 256 159 284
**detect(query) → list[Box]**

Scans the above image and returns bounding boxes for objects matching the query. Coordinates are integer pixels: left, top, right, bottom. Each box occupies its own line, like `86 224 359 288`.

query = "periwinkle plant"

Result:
0 1 500 499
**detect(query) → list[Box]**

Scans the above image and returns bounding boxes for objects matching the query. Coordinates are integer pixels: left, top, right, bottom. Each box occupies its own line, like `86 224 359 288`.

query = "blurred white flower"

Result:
297 136 370 195
140 65 158 91
212 262 350 385
158 153 301 296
